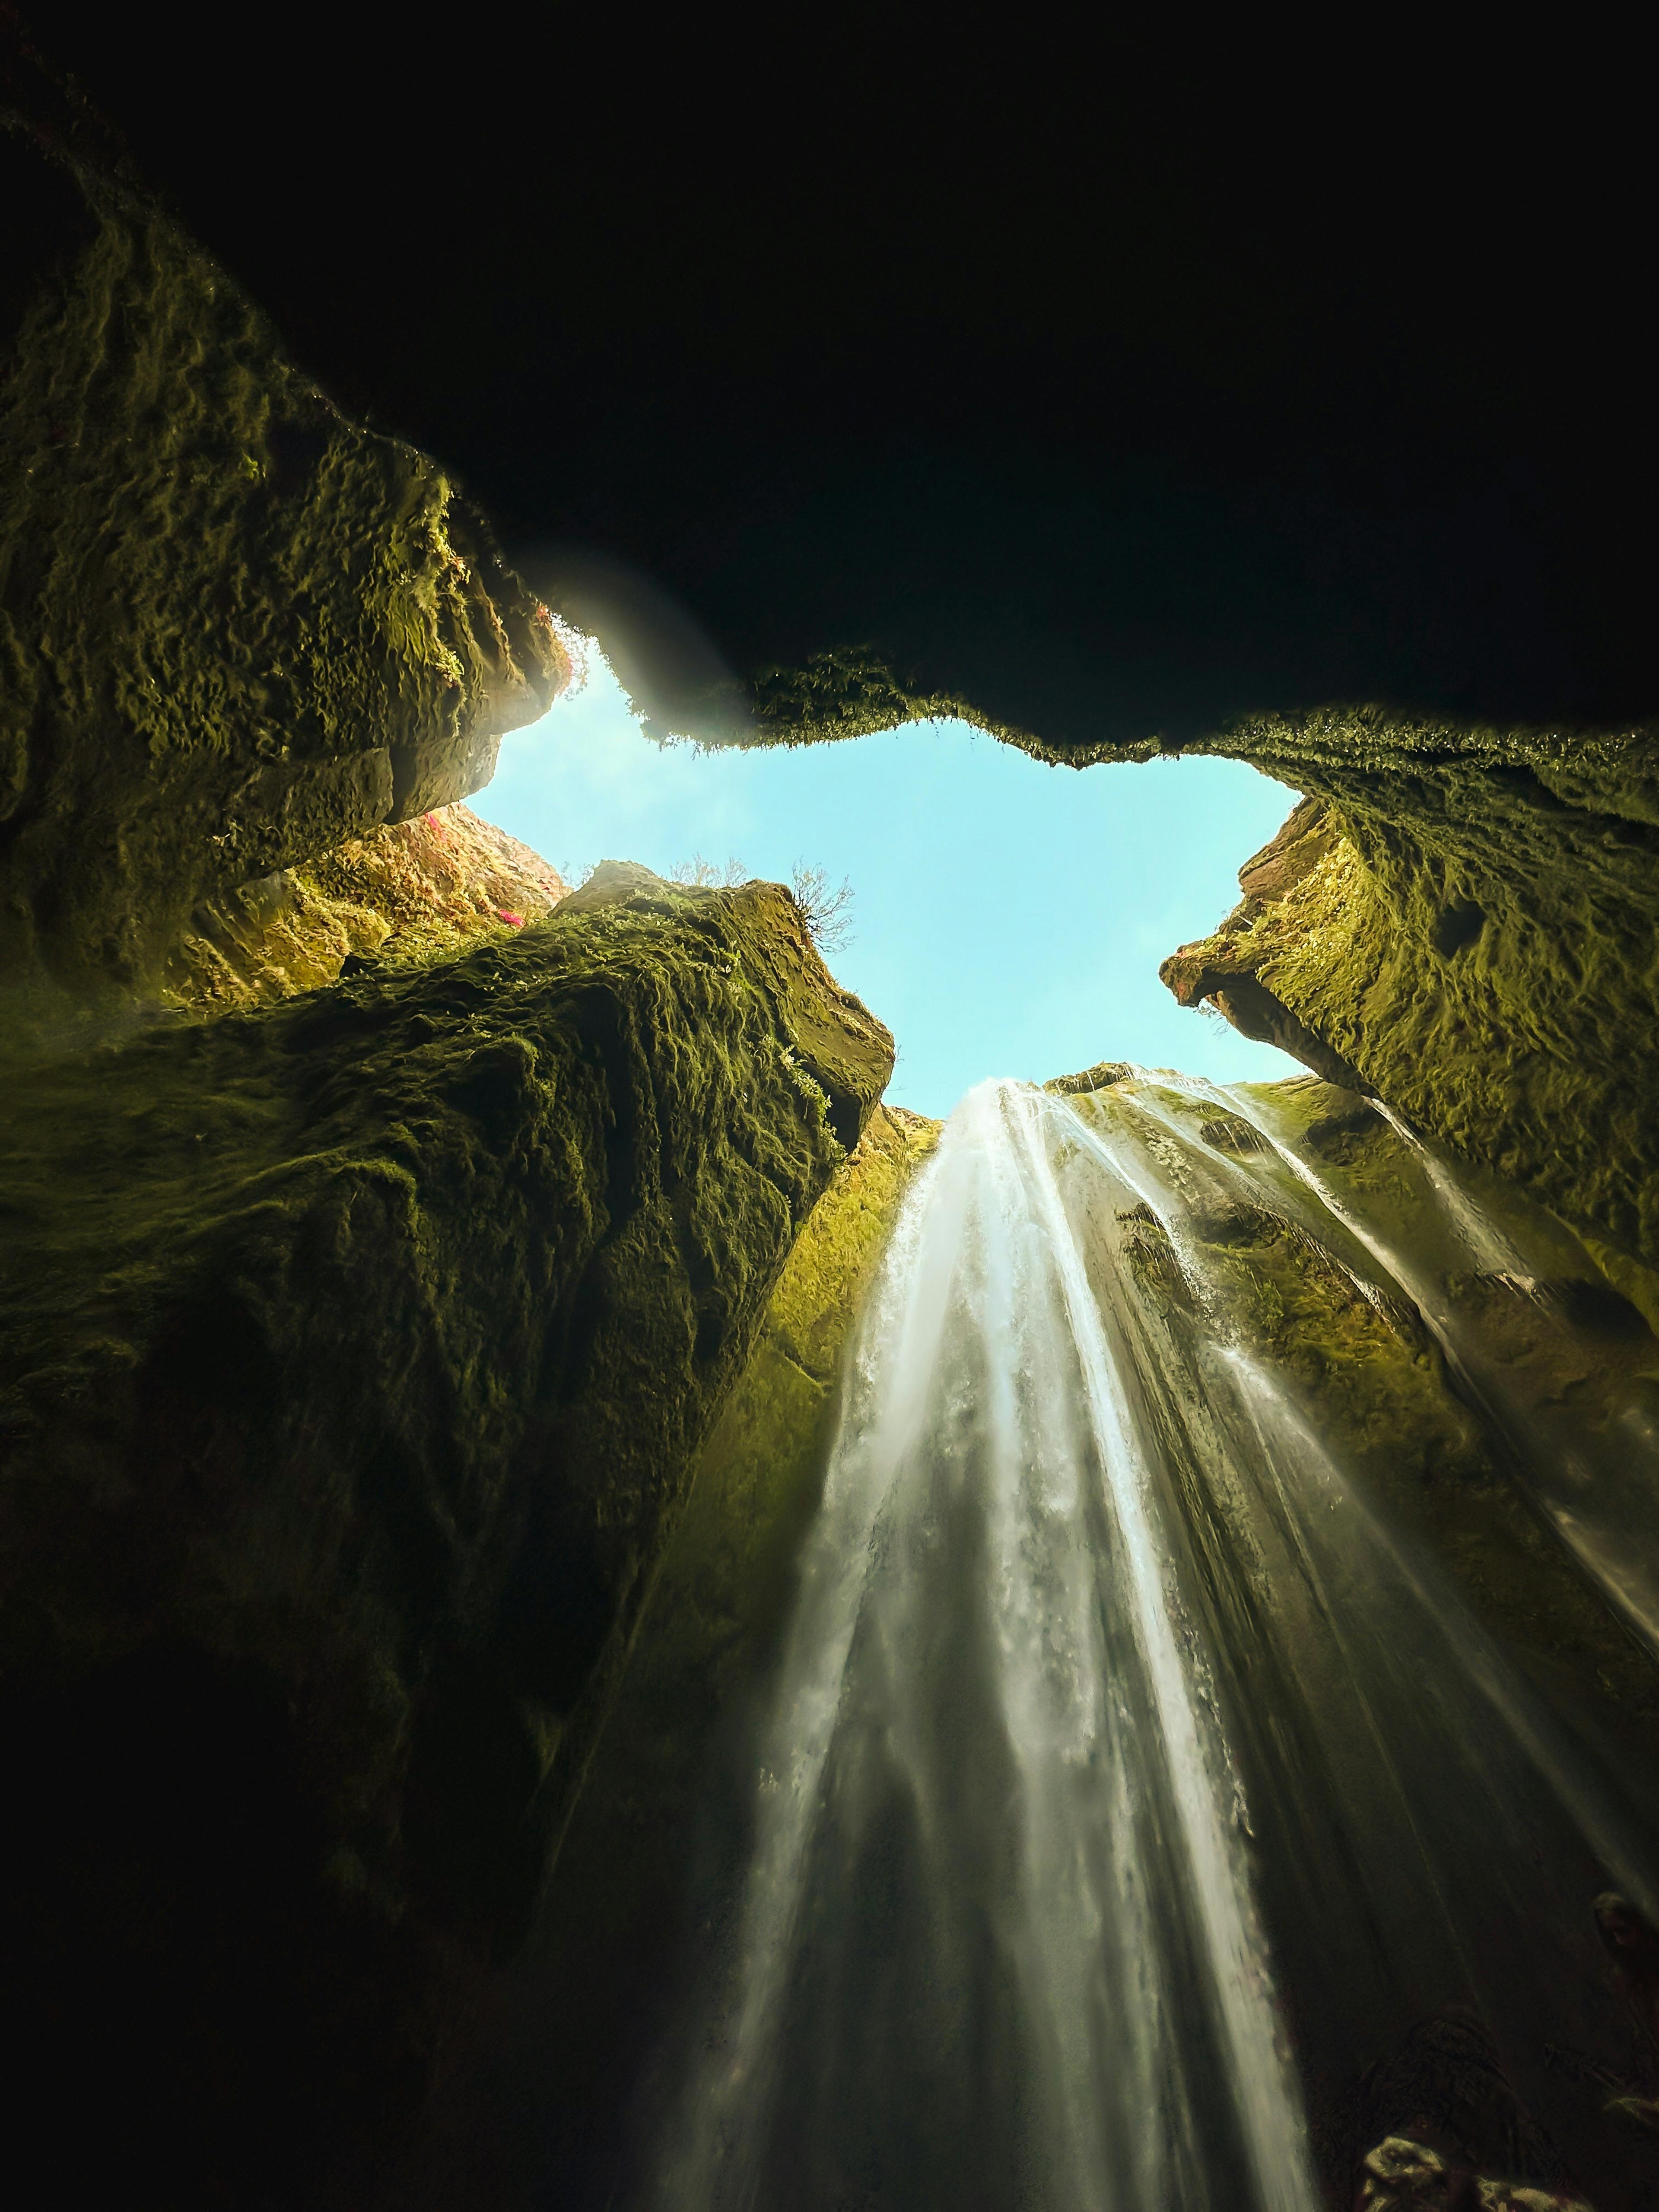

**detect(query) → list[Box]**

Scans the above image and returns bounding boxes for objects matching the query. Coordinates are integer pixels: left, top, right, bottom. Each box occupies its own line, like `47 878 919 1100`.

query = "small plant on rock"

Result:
791 862 855 955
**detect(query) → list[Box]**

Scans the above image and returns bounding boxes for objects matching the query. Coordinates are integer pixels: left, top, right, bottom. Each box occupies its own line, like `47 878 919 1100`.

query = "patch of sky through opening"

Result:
474 648 1303 1118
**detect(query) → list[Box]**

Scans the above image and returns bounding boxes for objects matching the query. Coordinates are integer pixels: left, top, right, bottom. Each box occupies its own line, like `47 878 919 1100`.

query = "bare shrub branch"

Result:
671 853 748 888
791 862 855 955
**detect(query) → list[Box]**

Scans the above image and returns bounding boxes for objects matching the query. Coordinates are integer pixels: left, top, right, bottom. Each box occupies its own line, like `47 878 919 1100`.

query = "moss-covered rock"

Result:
612 1100 938 1724
0 110 569 1007
1045 1058 1135 1095
0 868 891 2197
1159 710 1659 1272
392 1104 938 2209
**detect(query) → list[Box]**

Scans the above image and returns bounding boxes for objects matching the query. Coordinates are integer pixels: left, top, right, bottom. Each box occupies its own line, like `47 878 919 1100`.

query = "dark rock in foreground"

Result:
0 867 891 2201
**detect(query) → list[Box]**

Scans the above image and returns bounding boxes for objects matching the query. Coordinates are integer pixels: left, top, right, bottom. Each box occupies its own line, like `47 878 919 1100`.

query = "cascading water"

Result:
656 1079 1316 2212
1170 1071 1659 1667
651 1075 1659 2212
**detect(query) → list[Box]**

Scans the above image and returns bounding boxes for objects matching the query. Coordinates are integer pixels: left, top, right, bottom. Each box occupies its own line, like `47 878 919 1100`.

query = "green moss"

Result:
1046 1059 1135 1095
630 1101 939 1697
1159 710 1659 1270
0 130 568 1003
747 648 996 749
0 872 893 1975
1111 1075 1659 1765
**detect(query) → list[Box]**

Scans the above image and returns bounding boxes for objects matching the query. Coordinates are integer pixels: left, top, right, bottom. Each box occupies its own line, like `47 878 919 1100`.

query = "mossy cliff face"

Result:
388 1104 939 2210
600 1101 938 1754
1157 709 1659 1271
0 118 569 1001
0 867 892 2196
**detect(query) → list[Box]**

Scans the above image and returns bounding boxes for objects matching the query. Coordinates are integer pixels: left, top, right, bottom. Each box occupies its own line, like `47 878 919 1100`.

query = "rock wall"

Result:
1 64 907 2201
0 103 569 1005
382 1102 939 2210
1081 1068 1659 1761
1159 709 1659 1271
0 867 892 2200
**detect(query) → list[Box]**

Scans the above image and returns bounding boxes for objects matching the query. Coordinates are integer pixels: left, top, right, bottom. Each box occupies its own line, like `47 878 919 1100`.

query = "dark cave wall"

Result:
0 868 892 2195
0 79 902 2195
0 112 568 1003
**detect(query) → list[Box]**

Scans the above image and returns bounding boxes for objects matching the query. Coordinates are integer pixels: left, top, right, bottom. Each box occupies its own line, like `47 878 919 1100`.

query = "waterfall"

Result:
1201 1076 1659 1669
652 1077 1659 2212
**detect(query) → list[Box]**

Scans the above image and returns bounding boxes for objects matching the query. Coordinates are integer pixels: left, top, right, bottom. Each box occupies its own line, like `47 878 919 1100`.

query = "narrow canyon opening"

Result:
6 46 1659 2212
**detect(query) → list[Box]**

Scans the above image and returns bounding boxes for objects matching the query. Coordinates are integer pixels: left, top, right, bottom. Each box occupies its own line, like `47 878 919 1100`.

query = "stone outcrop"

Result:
0 97 569 1006
1158 711 1659 1272
0 869 893 2198
1357 2135 1592 2210
1045 1058 1135 1095
1160 796 1377 1093
1353 2010 1596 2209
163 801 569 1012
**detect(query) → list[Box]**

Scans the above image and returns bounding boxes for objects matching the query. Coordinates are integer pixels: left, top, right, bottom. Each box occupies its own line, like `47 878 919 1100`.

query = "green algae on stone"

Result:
746 648 990 748
621 1100 939 1710
1068 1074 1659 1768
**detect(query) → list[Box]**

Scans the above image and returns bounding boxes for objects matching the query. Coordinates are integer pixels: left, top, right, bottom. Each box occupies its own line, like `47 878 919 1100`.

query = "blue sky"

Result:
473 652 1302 1118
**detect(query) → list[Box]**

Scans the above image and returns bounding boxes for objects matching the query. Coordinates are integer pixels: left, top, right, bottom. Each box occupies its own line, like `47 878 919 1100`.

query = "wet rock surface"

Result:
1357 2136 1593 2210
1049 1072 1659 2211
1045 1059 1135 1094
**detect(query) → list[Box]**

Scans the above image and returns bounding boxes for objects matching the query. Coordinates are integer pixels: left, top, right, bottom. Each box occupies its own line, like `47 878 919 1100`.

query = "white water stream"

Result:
1162 1071 1659 1667
651 1077 1659 2212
